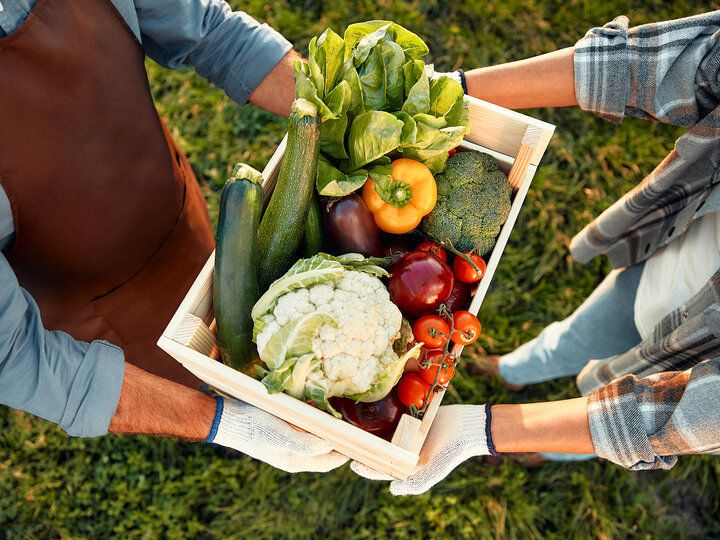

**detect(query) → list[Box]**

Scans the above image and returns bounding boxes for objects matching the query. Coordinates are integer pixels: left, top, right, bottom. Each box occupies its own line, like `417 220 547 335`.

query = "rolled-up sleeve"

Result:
573 11 720 125
0 253 125 437
587 358 720 470
136 0 293 105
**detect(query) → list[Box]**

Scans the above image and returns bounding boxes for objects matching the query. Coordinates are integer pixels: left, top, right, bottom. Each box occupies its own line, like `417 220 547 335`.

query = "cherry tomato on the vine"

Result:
419 350 455 386
451 310 482 345
452 252 486 283
414 241 448 262
412 315 450 349
396 373 432 409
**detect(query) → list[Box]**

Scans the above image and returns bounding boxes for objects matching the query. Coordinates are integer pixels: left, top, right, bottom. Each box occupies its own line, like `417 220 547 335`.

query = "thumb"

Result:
350 460 395 481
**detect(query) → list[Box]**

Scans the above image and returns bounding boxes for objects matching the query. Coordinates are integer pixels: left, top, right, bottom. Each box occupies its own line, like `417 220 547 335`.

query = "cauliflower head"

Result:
251 253 421 416
421 150 512 254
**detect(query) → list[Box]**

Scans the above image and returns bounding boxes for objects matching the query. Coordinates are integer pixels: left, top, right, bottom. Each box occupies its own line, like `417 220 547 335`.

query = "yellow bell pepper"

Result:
362 158 437 234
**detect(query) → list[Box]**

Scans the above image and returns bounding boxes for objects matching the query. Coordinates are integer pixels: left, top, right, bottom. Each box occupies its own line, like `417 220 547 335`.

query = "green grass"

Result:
2 1 720 538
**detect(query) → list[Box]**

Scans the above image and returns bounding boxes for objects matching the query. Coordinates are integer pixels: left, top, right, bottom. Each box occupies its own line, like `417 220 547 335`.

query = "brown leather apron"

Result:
0 0 214 387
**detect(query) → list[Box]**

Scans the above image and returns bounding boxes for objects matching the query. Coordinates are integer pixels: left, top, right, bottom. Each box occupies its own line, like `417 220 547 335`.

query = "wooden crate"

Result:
158 95 554 479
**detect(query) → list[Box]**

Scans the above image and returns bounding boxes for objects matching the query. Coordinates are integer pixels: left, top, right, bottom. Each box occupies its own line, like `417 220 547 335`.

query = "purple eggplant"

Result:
323 193 384 257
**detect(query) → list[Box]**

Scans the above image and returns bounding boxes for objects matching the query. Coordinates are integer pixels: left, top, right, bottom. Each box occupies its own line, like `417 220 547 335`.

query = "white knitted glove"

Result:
207 397 349 473
351 404 495 495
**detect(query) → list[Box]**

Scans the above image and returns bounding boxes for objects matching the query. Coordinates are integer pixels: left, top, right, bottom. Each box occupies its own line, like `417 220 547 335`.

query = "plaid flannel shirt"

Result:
568 12 720 469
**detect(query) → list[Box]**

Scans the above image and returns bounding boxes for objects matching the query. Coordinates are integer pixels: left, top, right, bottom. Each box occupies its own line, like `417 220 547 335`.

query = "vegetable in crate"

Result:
421 150 512 255
323 192 384 257
251 253 422 416
295 20 470 198
362 158 437 234
213 163 265 372
256 98 320 291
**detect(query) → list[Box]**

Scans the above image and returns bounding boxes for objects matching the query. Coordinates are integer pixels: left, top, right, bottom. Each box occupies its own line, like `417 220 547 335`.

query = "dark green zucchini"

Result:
300 192 325 257
214 163 265 372
256 99 320 290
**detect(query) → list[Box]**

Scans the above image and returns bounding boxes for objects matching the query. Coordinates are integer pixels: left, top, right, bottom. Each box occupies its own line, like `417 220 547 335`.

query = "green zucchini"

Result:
214 163 265 372
256 98 320 290
300 192 325 257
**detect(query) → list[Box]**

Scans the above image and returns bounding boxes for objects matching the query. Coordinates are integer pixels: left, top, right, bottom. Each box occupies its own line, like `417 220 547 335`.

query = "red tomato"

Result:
414 241 448 261
388 251 454 318
448 148 457 159
443 279 471 312
396 373 432 409
452 252 487 284
419 350 455 386
450 310 482 345
412 315 450 349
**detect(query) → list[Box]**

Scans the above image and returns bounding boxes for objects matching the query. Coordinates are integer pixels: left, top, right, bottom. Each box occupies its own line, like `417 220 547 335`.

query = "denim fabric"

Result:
499 262 645 386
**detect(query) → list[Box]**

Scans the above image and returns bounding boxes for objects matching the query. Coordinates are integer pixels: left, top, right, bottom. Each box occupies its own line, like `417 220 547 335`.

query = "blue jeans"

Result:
498 263 645 461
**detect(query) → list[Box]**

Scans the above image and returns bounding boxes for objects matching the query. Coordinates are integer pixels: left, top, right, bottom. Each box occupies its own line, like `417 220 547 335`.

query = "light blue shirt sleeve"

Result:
135 0 293 105
0 252 126 437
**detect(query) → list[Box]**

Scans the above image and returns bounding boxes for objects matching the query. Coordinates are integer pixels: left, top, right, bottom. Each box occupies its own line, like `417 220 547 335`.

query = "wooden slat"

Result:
465 95 554 167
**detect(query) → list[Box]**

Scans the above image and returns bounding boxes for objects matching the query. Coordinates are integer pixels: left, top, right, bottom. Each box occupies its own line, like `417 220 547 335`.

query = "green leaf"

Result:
378 38 406 111
316 155 367 196
402 59 425 98
402 64 431 116
314 28 345 98
294 60 335 122
357 46 387 112
287 354 318 399
344 21 392 65
261 356 298 393
341 61 365 117
429 75 464 117
347 110 403 170
319 115 349 160
394 111 418 146
344 21 428 63
259 312 336 369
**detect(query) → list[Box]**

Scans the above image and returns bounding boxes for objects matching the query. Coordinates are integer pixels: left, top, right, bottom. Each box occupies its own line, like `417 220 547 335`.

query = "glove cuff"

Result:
206 395 224 443
485 404 499 456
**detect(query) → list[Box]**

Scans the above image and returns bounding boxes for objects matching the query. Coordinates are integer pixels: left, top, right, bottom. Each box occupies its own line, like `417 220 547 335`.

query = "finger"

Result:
350 460 395 481
278 429 337 457
274 450 350 473
389 454 465 496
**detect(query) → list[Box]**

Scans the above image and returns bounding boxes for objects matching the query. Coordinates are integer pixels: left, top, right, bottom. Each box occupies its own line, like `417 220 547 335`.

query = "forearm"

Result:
464 47 578 109
491 397 595 454
108 362 217 441
249 49 302 118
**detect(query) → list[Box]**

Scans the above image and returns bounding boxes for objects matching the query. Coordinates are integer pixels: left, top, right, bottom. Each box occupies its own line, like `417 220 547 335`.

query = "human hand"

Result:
351 404 495 495
206 397 349 473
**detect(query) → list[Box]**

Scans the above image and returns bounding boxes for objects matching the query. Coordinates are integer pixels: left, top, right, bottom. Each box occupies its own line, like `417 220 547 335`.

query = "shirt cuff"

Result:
587 375 677 470
59 341 126 438
224 21 293 106
573 16 631 123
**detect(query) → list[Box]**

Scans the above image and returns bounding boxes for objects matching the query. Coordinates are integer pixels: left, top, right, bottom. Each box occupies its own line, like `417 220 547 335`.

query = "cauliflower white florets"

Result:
255 270 403 397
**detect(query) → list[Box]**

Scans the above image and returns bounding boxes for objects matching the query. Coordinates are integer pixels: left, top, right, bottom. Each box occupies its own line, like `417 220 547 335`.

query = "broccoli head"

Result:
421 150 512 255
